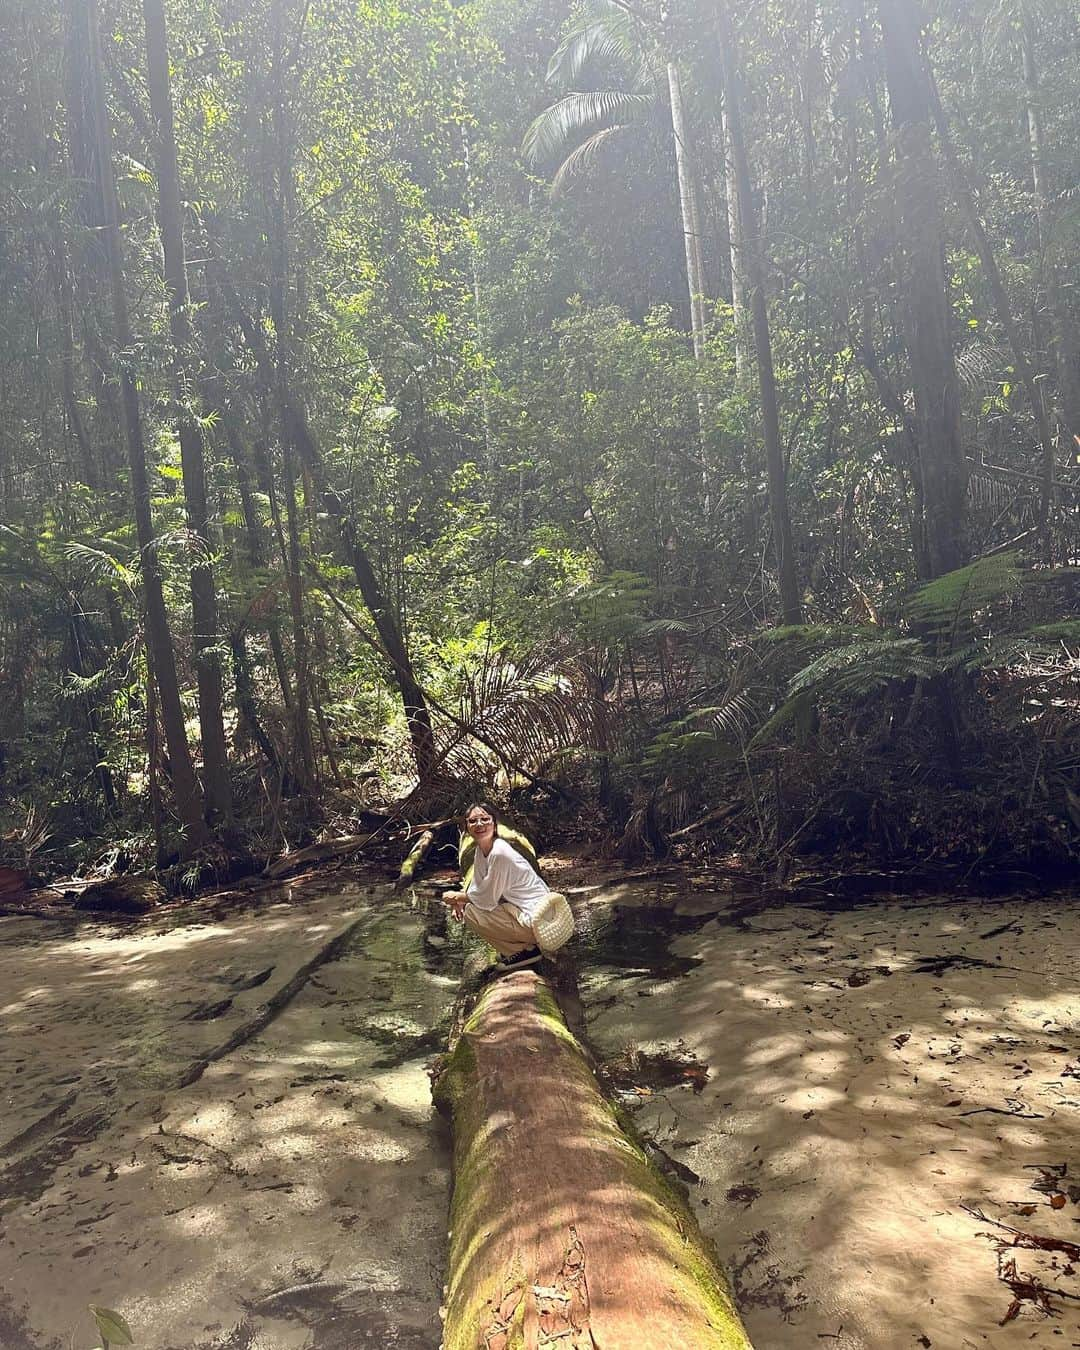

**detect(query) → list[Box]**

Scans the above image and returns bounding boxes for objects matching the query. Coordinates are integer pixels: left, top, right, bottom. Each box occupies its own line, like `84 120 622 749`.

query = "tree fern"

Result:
788 637 934 696
906 550 1022 638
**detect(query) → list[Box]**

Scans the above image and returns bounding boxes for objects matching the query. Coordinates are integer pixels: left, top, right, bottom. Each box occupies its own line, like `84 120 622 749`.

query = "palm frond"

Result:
522 91 650 166
955 341 1009 395
967 468 1014 510
433 648 603 784
62 542 137 592
551 125 631 195
747 690 816 751
548 10 646 87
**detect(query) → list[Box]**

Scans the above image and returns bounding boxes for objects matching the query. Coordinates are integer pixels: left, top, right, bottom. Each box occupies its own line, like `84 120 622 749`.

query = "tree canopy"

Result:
1 0 1077 880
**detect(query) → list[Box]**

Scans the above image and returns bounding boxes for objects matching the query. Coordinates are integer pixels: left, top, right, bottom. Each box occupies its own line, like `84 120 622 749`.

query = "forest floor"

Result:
0 860 1078 1348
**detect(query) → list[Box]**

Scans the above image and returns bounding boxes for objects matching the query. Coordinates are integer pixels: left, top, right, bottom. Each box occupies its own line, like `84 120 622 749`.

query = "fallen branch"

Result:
394 827 437 892
960 1204 1080 1262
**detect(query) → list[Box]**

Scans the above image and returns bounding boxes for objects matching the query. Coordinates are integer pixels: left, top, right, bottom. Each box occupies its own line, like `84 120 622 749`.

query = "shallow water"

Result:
0 877 468 1349
3 871 1078 1349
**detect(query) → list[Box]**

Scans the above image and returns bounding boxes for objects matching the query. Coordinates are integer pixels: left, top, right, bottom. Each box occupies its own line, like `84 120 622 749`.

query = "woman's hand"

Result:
442 890 468 921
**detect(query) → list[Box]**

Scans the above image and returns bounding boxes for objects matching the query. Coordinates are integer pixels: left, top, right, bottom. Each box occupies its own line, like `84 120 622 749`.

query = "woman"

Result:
442 803 557 971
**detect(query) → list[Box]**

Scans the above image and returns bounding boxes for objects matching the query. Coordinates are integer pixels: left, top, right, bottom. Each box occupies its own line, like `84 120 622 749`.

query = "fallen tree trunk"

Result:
432 970 751 1350
395 827 438 892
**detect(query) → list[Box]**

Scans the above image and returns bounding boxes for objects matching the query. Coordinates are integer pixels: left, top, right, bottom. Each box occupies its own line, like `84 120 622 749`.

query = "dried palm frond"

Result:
955 341 1009 396
432 647 604 785
967 468 1015 511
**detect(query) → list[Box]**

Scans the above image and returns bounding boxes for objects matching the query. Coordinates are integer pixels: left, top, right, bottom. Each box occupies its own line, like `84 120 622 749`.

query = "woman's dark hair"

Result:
462 801 499 827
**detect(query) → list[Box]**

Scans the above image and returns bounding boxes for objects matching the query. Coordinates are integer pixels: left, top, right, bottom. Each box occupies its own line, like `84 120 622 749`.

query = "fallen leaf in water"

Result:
1050 1193 1067 1209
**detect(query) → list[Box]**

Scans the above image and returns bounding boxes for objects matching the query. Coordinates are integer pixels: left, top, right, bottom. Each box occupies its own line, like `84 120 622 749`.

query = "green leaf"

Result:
90 1307 133 1347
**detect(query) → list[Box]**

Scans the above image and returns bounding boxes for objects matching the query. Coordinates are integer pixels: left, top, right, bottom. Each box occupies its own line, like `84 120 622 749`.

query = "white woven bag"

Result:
532 892 574 953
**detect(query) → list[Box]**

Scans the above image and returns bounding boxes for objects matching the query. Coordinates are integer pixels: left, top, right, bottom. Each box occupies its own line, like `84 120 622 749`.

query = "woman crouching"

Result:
442 803 572 971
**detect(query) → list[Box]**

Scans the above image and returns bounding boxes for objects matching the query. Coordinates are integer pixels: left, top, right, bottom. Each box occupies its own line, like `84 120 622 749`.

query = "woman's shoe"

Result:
495 947 542 973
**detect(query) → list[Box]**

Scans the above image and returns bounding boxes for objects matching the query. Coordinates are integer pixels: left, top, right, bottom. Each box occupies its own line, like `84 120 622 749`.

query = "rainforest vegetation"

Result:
1 0 1078 888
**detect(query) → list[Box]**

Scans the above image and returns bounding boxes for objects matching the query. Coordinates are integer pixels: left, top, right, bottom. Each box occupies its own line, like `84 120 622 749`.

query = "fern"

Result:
906 551 1022 638
788 637 933 696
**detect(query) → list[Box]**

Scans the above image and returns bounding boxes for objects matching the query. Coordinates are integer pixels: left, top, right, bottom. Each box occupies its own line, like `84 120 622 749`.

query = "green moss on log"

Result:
434 975 752 1350
457 823 539 886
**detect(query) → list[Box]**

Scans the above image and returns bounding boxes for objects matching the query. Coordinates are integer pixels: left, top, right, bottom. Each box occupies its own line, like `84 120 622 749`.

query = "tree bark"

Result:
924 73 1057 547
667 62 707 368
83 0 207 852
717 9 803 623
719 97 748 382
878 0 967 578
433 970 752 1350
667 61 711 501
143 0 232 822
1020 6 1080 451
268 0 317 794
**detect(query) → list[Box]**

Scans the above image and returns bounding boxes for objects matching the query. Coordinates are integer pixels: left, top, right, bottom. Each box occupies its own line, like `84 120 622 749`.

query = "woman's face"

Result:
464 808 496 847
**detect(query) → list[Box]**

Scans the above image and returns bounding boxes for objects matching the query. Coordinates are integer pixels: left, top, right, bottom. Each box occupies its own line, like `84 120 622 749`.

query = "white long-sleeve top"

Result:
467 838 550 922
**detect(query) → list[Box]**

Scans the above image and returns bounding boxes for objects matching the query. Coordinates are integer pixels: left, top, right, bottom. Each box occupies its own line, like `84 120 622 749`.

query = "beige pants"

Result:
462 902 536 956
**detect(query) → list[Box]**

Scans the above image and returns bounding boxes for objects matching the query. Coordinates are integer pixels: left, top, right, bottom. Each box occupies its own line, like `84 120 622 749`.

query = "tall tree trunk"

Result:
1019 6 1080 458
63 0 124 482
718 98 748 382
83 0 207 853
878 0 967 578
267 0 317 794
143 0 232 822
667 61 711 504
717 9 803 624
667 62 707 368
924 73 1057 548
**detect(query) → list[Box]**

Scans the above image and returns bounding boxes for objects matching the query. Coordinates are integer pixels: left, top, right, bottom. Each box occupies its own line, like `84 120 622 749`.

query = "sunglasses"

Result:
465 815 493 826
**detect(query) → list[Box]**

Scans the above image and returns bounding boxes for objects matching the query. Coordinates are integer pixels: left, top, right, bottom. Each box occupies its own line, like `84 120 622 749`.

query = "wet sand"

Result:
578 881 1080 1349
0 879 462 1349
2 869 1079 1348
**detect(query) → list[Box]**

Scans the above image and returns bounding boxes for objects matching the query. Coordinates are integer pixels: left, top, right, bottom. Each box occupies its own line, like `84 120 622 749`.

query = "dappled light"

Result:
0 881 460 1348
579 881 1080 1347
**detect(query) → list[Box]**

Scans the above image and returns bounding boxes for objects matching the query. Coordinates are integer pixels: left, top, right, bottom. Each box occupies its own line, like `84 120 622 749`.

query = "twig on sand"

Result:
960 1203 1080 1262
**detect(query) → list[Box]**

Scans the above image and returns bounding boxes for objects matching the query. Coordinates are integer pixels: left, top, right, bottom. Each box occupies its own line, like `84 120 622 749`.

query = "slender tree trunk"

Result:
266 0 317 795
719 98 748 382
218 264 438 784
878 0 967 578
143 0 232 822
1019 7 1080 456
925 74 1057 548
145 645 167 867
334 507 437 782
667 61 711 506
83 0 207 852
667 62 707 367
717 9 802 624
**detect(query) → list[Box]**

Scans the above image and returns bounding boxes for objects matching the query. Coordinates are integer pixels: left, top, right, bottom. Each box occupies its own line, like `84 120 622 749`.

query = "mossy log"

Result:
395 827 438 892
433 970 752 1350
457 822 539 884
74 875 164 914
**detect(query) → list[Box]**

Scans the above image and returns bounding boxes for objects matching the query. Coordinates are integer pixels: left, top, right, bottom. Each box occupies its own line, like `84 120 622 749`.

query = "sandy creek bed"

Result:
0 868 1077 1348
